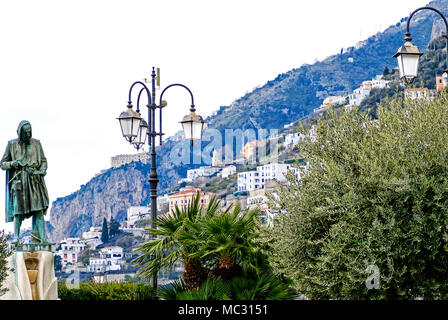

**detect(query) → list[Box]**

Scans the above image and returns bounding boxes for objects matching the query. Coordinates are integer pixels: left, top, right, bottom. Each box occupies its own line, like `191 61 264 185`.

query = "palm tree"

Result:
132 194 220 290
192 204 261 280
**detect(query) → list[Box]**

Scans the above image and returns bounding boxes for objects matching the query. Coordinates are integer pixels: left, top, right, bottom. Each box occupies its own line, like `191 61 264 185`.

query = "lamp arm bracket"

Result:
128 81 152 108
158 83 195 112
406 7 448 40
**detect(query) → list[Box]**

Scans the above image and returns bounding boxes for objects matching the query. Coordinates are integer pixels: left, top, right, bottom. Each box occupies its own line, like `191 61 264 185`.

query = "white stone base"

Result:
0 251 59 300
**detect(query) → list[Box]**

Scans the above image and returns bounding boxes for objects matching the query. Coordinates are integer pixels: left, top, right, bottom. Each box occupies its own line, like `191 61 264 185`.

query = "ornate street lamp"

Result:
180 110 205 144
132 119 148 151
117 67 205 298
117 105 142 143
394 6 448 84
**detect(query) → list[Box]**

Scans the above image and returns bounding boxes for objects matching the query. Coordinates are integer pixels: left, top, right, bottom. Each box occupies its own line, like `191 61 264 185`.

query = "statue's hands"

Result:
10 160 21 169
26 168 46 176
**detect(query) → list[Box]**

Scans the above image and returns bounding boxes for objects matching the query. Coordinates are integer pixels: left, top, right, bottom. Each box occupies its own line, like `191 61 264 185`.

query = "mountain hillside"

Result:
206 0 447 132
48 0 448 241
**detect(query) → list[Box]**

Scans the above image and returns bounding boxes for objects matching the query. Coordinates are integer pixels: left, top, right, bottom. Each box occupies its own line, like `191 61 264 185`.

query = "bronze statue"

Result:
1 120 49 244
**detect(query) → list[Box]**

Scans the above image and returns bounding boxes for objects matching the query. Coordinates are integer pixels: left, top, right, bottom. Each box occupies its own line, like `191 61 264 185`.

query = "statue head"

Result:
17 120 32 145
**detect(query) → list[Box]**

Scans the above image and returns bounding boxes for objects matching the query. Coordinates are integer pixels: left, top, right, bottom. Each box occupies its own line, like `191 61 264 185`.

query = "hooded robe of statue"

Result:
1 120 49 223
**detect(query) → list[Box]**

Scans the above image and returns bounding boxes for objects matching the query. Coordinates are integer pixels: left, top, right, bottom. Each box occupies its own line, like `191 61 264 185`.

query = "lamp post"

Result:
393 6 448 84
117 67 205 298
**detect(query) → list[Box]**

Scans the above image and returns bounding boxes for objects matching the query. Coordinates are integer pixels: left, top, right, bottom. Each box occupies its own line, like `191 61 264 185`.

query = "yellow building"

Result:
168 187 214 214
242 140 261 161
110 152 150 168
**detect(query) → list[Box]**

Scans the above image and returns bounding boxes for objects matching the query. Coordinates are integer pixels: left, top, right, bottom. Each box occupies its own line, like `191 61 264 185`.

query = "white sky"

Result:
0 0 429 233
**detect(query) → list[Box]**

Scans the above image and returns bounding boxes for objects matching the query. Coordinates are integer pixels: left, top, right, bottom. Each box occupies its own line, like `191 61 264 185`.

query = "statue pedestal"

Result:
0 250 59 300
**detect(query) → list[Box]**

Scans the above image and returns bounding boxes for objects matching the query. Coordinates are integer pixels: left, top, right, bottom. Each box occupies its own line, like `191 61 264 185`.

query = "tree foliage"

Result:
0 231 12 297
267 93 448 299
101 218 109 243
109 217 120 238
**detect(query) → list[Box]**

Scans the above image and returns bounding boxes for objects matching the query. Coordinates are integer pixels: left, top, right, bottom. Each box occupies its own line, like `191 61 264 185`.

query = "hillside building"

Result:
242 140 262 162
219 193 248 211
168 187 214 214
371 75 390 89
81 226 102 249
404 88 434 100
88 246 125 273
58 238 86 267
186 166 221 181
238 163 302 192
247 180 281 227
126 206 150 228
436 73 448 92
110 152 150 168
348 87 371 107
220 165 236 178
237 171 262 192
284 133 303 148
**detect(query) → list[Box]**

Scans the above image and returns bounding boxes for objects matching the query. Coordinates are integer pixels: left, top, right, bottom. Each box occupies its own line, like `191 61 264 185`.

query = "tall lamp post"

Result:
393 6 448 85
117 67 205 298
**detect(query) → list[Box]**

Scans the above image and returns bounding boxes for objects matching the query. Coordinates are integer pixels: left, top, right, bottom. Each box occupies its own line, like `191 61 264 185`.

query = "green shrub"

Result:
58 280 153 300
157 269 294 301
58 281 98 300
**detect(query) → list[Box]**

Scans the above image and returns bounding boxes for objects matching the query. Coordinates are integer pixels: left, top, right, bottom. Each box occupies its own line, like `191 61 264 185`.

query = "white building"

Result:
348 87 371 106
126 206 150 229
404 88 434 100
238 171 263 192
257 163 296 183
238 163 302 192
186 166 222 181
284 133 303 148
371 75 390 89
58 238 86 267
323 95 347 106
82 226 101 240
220 165 236 178
81 227 102 249
88 246 125 273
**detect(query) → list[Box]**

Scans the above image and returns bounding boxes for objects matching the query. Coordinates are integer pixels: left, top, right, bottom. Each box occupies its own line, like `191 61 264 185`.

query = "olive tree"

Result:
266 93 448 299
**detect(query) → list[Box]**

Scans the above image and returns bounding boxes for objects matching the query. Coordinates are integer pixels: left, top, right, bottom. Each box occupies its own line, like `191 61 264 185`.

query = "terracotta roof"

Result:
172 188 202 196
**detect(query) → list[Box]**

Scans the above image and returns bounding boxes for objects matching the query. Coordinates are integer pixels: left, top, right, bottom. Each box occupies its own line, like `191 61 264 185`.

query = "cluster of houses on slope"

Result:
313 75 390 114
313 72 448 115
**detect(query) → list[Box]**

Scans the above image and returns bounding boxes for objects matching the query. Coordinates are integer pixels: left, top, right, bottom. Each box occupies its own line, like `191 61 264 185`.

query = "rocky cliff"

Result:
49 162 150 242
